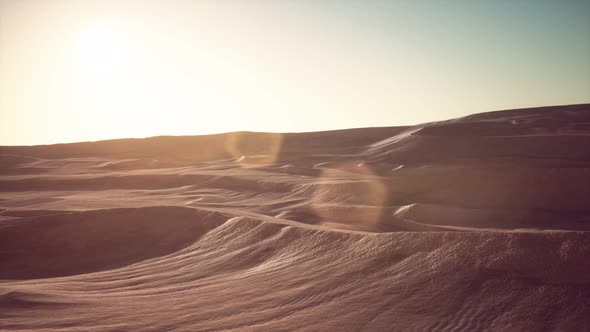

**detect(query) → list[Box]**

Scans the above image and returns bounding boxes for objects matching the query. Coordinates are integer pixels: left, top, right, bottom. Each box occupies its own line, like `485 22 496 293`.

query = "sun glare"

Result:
77 26 125 71
69 22 257 141
73 24 147 140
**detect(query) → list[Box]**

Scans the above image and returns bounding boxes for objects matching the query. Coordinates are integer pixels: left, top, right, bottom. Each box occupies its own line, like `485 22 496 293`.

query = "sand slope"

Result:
1 104 590 330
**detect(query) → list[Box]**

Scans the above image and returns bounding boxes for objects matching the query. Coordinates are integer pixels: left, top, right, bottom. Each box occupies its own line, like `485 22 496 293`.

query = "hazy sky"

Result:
1 0 589 145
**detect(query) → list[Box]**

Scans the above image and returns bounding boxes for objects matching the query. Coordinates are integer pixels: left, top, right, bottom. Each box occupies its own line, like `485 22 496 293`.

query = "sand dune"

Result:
0 207 227 279
1 104 590 330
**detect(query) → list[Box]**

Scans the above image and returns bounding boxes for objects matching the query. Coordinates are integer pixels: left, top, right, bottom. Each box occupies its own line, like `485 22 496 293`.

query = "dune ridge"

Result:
2 212 589 330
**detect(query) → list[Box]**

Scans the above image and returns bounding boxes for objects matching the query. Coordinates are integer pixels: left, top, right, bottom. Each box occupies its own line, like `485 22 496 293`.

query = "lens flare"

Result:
225 132 283 168
311 161 388 230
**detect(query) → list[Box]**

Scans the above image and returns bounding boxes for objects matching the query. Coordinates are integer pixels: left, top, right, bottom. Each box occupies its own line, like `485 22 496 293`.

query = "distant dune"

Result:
1 104 590 330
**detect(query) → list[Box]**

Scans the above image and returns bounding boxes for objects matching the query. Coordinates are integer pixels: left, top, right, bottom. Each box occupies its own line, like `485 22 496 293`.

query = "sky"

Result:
1 0 589 145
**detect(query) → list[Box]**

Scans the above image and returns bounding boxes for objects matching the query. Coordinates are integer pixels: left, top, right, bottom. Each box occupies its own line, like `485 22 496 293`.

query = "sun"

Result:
77 25 126 72
74 24 137 139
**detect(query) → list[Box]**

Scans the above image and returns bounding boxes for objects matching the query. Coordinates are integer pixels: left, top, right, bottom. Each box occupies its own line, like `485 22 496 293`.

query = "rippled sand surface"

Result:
2 104 590 331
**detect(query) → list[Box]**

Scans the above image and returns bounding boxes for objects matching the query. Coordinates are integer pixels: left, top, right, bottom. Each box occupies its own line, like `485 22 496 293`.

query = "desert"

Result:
1 104 590 331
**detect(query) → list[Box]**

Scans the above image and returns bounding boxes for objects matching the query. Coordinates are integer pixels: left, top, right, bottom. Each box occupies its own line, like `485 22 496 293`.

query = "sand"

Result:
1 103 590 330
